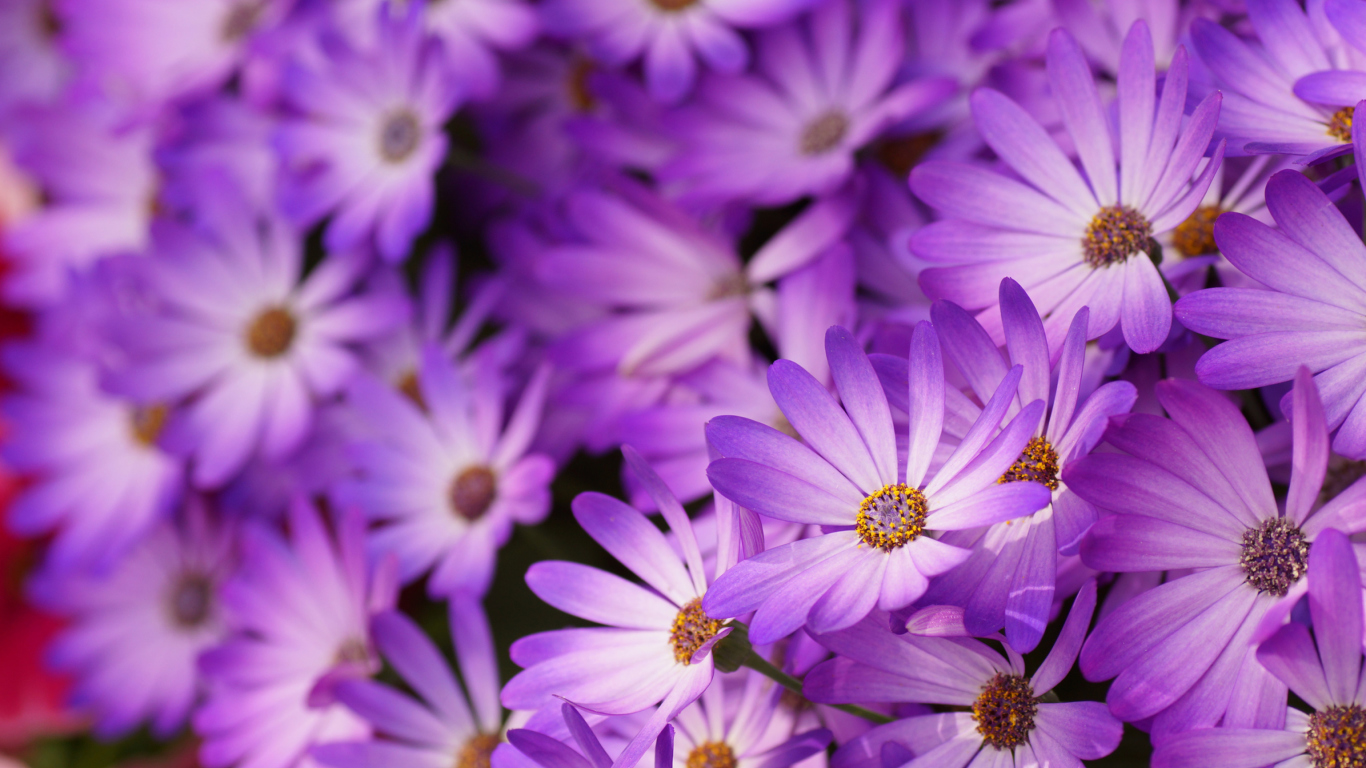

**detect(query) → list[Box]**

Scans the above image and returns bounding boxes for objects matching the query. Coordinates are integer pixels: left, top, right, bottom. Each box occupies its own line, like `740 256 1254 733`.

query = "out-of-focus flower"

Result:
276 3 461 262
703 324 1050 643
1 342 182 569
502 449 728 768
106 189 407 488
29 502 235 738
660 0 955 206
1152 528 1366 768
1176 169 1366 458
313 595 504 768
1191 0 1364 158
911 279 1136 652
195 499 397 768
912 21 1224 354
1067 370 1366 737
337 345 554 597
807 581 1122 767
0 0 70 109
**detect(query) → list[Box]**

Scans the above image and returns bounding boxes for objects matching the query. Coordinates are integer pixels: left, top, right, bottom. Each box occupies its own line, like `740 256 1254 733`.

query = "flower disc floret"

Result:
972 673 1038 750
1083 205 1154 268
130 404 168 447
245 306 296 358
1328 107 1355 144
1172 206 1222 258
166 572 213 628
670 598 723 664
686 742 737 768
800 111 849 156
1307 705 1366 768
379 109 422 163
1239 517 1309 597
998 437 1059 491
649 0 698 12
855 484 928 551
450 466 497 521
458 733 502 768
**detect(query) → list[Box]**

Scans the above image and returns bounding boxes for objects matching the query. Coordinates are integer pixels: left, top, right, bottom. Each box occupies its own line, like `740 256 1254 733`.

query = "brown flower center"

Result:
649 0 699 13
1082 205 1154 268
245 306 296 358
686 742 737 768
1328 106 1356 143
167 572 214 629
334 637 373 667
874 132 942 178
800 110 849 156
972 673 1037 750
130 404 169 447
221 1 264 42
36 0 61 39
998 437 1059 491
457 733 502 768
1307 704 1366 768
1172 205 1222 258
1240 517 1309 597
567 58 596 112
379 110 422 163
855 484 928 551
669 598 723 664
451 466 497 521
397 369 426 411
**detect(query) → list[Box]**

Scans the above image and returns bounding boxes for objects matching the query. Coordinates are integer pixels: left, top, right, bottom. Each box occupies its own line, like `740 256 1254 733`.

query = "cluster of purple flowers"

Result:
8 0 1366 766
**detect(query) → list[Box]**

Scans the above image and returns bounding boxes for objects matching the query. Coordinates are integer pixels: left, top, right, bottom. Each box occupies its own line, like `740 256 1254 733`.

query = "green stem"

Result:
740 649 895 725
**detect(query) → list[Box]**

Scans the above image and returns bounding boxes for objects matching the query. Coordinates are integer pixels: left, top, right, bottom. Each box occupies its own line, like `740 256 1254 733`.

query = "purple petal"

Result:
1150 728 1307 768
525 561 677 628
1288 367 1330 525
706 459 853 526
969 88 1096 218
371 611 474 734
1047 28 1116 206
1262 169 1366 292
826 326 898 487
705 416 864 504
808 550 888 633
925 365 1023 498
1212 210 1366 312
1032 701 1123 761
909 161 1084 235
904 321 945 489
702 533 850 619
508 729 595 768
563 704 612 768
1119 254 1172 354
1065 451 1244 540
1294 70 1366 107
1032 580 1097 694
1003 513 1057 653
621 446 707 596
1175 289 1363 338
1080 515 1240 572
609 660 712 768
802 657 961 705
999 278 1051 412
749 545 863 644
571 492 695 606
1046 307 1090 442
931 398 1045 507
333 678 450 747
930 299 1010 408
1308 528 1363 702
768 359 880 492
1256 622 1332 710
448 595 503 734
1117 21 1156 206
928 481 1051 531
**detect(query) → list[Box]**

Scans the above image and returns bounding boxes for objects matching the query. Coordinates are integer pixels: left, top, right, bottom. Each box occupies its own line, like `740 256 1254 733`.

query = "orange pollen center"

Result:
457 734 502 768
1328 106 1355 143
1082 205 1154 267
130 404 169 446
800 110 849 155
686 742 737 768
451 466 497 521
669 598 723 664
855 484 928 551
245 306 296 358
1172 206 1222 258
998 437 1060 491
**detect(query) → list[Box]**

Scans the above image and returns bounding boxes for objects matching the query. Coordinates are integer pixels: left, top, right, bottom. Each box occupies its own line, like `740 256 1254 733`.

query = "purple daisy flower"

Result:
501 448 728 768
659 0 956 207
1152 528 1366 768
1190 0 1365 158
1175 168 1366 459
542 180 857 378
27 501 235 739
107 192 407 489
313 595 505 768
667 669 831 768
912 21 1224 355
2 341 183 569
702 324 1051 644
336 345 554 597
1066 369 1366 736
540 0 813 106
805 580 1123 767
910 279 1137 652
275 2 461 262
195 498 398 768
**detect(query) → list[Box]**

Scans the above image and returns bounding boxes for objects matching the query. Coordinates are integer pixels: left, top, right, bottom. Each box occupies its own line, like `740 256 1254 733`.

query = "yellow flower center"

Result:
855 484 928 551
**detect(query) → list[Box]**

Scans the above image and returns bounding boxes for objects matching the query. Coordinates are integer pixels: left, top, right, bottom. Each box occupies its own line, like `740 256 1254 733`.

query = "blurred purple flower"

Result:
660 0 955 206
702 324 1051 643
502 449 727 768
912 21 1224 354
195 499 398 768
313 595 504 768
28 501 235 739
1152 528 1366 768
1066 370 1366 736
275 3 460 262
806 581 1122 767
1176 169 1366 459
1 341 182 569
337 346 554 597
107 192 407 488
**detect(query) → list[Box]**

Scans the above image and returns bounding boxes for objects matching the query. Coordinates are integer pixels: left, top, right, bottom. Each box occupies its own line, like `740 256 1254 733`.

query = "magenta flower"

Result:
29 502 235 738
106 193 407 489
806 580 1122 767
501 449 728 768
660 0 955 206
275 3 461 262
1176 169 1366 459
1152 528 1366 768
913 279 1136 652
337 346 554 597
195 499 397 768
912 21 1224 354
313 596 505 768
702 324 1051 644
1067 369 1366 737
